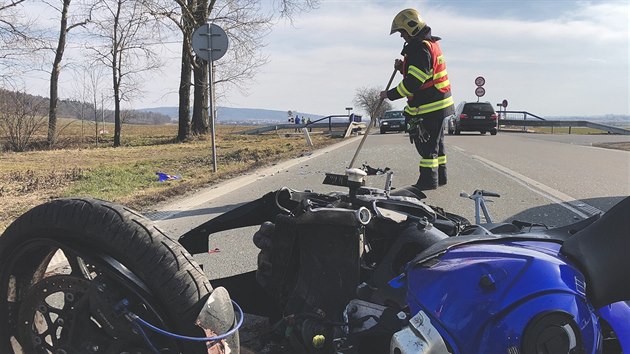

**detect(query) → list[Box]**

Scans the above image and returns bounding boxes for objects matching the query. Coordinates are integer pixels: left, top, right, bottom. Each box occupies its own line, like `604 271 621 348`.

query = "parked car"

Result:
379 110 406 134
448 101 498 135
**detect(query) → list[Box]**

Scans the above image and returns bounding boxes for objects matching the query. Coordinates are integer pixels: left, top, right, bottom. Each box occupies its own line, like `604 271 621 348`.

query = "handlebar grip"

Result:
481 190 500 198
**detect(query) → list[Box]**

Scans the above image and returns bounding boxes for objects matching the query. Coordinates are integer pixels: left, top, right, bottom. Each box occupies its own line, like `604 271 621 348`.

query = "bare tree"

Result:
175 0 193 141
272 0 318 20
148 0 318 140
354 86 393 126
71 64 107 146
46 0 90 147
88 0 162 147
0 0 39 84
0 90 47 152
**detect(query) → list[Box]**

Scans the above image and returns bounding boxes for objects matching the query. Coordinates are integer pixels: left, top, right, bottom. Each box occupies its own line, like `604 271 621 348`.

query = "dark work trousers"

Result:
410 110 448 189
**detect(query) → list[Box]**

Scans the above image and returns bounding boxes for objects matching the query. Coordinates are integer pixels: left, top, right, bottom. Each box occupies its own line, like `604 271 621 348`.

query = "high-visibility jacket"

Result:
387 35 454 118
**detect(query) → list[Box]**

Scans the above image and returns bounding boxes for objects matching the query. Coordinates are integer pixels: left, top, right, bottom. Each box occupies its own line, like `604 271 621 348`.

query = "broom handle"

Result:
348 68 398 169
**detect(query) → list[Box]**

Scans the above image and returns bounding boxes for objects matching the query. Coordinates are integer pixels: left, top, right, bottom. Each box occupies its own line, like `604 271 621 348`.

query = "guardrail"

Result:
499 119 630 135
237 112 630 136
500 110 546 121
494 110 630 134
237 115 357 135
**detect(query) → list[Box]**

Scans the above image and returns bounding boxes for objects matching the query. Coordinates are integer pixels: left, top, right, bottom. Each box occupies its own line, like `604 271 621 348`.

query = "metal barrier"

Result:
498 110 630 135
236 112 630 136
237 115 355 135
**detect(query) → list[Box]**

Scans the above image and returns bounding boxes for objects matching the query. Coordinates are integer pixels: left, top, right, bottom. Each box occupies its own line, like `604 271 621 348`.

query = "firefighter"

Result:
380 8 454 190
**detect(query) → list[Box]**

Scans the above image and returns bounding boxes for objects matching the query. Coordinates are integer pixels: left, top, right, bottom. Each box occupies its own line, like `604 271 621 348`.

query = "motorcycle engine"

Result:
253 195 453 353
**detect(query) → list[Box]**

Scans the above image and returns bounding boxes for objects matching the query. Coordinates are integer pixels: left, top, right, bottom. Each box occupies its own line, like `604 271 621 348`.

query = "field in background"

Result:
0 119 339 232
2 118 628 232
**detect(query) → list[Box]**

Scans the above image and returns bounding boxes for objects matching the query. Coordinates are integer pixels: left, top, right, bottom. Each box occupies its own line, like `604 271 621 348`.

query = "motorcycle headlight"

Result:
390 311 449 353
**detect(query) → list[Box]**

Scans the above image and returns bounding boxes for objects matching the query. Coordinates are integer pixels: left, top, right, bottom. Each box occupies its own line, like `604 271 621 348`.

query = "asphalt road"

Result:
151 131 630 280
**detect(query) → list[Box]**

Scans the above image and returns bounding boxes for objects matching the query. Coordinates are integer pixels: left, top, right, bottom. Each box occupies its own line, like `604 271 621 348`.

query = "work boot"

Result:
412 173 438 191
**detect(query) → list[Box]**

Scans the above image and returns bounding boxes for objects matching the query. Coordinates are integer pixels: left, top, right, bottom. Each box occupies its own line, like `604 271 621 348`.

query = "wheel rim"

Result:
2 238 180 354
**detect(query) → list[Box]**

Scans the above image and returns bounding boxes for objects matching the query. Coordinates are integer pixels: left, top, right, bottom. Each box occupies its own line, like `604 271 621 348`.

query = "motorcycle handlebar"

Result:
472 189 500 198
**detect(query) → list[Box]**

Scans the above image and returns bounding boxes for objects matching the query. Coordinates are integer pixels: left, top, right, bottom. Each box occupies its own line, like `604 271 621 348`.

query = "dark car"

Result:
448 101 498 135
379 110 405 134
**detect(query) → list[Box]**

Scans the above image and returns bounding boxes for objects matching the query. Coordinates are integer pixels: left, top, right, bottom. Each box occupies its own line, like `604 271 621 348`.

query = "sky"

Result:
18 0 630 118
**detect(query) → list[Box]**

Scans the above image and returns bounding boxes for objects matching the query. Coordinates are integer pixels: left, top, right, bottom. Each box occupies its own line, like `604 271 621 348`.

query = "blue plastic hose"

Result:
129 299 243 347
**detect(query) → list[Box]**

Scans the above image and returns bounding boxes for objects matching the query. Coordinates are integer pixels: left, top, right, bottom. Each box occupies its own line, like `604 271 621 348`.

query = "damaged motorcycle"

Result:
1 162 629 353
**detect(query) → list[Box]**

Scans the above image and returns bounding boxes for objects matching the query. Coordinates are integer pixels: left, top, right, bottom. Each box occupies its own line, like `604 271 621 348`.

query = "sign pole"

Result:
205 26 217 173
208 60 217 172
193 23 228 173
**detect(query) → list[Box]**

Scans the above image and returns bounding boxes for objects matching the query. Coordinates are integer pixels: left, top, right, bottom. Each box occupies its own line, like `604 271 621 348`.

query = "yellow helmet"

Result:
390 8 426 36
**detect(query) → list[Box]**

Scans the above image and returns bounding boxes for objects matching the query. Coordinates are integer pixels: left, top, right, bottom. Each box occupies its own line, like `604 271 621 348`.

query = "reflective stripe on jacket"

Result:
401 39 453 117
419 40 451 92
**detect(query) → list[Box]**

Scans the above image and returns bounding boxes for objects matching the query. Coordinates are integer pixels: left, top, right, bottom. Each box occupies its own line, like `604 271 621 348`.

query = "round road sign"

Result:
475 76 485 86
475 86 486 97
192 23 229 62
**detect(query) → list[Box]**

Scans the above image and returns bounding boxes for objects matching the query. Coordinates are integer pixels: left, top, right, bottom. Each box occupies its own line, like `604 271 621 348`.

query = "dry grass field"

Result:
2 119 628 233
0 119 340 232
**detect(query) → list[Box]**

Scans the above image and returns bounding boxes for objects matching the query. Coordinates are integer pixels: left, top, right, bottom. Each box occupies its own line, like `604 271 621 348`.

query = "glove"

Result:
253 221 274 250
394 59 404 74
408 125 419 144
418 124 429 142
406 116 422 144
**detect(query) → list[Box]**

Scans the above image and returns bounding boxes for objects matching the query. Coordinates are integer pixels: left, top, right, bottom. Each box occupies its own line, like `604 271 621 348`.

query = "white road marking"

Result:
470 154 603 218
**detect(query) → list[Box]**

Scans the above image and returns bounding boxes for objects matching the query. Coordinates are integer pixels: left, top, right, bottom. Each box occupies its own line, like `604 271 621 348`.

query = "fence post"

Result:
302 128 313 147
569 126 572 134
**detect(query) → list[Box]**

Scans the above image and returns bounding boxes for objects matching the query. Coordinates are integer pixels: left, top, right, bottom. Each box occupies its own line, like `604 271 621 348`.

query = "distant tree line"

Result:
0 88 174 151
0 89 171 124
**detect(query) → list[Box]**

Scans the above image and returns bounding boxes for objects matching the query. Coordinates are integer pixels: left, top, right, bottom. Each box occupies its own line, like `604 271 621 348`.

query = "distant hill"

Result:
138 106 325 124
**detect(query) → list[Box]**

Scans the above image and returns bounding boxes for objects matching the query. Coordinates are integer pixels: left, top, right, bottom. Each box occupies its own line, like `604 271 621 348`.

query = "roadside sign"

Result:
475 76 485 87
475 86 486 97
192 24 229 62
502 99 508 108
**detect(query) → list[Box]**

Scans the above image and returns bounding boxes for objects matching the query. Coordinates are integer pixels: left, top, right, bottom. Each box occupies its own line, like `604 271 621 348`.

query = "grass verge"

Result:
0 122 341 232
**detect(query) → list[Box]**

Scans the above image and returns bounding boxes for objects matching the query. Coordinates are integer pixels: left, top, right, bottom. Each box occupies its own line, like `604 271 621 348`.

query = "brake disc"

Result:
16 274 91 353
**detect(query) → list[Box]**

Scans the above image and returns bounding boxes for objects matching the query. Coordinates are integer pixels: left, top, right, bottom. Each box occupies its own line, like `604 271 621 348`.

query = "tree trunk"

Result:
48 0 72 147
190 0 209 135
113 98 121 146
112 48 121 147
191 59 208 135
177 12 193 141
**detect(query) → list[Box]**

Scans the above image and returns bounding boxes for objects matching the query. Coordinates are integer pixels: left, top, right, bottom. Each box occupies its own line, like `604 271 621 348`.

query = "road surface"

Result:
150 131 630 280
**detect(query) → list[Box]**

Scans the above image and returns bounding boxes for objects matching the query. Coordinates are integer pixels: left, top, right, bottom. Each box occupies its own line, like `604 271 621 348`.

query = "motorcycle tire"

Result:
0 198 219 354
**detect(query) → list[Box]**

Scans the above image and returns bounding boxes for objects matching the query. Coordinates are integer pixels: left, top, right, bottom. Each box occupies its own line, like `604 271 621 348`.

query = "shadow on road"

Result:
504 196 628 228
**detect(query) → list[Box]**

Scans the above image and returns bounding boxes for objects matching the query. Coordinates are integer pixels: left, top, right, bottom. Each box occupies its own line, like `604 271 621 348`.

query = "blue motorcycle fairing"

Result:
597 302 630 352
404 240 601 354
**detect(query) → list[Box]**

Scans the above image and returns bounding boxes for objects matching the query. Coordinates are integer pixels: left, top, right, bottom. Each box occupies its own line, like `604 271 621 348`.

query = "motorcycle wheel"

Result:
0 198 215 354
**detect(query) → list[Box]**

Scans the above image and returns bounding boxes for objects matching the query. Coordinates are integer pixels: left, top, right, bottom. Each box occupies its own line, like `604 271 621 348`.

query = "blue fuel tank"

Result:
403 240 601 354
